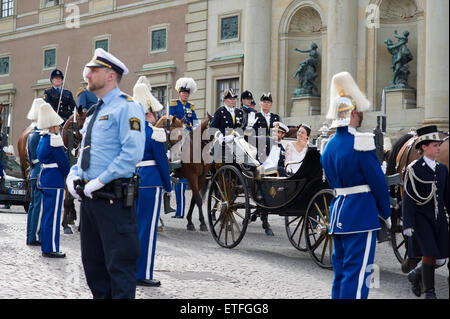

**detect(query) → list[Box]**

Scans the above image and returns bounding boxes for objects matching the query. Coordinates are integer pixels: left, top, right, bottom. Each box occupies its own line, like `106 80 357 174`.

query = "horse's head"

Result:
62 105 87 153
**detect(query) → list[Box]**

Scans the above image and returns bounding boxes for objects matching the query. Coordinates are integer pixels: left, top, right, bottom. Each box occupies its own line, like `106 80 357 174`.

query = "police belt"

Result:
80 177 135 202
136 160 156 167
333 184 371 197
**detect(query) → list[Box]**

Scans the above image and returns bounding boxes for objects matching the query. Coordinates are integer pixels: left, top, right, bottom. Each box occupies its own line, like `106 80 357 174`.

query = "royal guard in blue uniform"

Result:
402 125 449 299
67 48 145 298
132 76 172 287
25 98 46 246
170 77 198 131
36 103 70 258
43 68 77 122
320 72 391 299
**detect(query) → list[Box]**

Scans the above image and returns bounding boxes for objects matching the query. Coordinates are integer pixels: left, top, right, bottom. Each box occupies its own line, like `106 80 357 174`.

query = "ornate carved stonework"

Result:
289 7 322 33
380 0 418 21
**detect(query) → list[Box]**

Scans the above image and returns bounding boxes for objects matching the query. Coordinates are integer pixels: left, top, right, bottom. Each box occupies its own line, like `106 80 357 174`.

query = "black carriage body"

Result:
246 147 328 215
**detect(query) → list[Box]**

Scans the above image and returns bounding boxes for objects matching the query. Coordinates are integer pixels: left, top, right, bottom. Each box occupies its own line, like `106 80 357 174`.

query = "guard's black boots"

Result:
422 263 437 299
407 265 422 297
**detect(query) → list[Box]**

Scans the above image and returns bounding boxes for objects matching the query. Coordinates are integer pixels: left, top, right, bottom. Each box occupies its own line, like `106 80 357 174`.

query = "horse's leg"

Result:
194 191 207 232
186 198 196 231
62 189 73 234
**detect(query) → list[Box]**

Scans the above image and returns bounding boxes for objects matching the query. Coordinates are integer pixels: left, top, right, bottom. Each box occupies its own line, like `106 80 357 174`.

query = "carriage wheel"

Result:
305 189 334 269
207 165 250 248
285 215 307 252
390 211 408 264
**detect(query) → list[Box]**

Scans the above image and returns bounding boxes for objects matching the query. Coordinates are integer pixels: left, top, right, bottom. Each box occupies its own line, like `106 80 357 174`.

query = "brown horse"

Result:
155 115 213 231
17 106 87 232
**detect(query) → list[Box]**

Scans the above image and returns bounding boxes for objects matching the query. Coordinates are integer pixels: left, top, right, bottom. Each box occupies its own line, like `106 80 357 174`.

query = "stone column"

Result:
423 0 449 129
326 0 358 83
243 0 272 104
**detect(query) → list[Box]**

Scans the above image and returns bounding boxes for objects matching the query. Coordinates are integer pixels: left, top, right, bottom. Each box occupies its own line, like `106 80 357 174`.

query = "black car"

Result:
0 154 29 212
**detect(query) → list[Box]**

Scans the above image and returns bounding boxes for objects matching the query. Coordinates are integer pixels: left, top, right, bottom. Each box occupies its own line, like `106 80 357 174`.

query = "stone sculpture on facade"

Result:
292 42 320 97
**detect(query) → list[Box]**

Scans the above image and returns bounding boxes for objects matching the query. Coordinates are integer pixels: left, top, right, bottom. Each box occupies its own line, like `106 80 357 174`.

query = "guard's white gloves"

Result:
224 135 234 143
384 217 392 230
403 228 414 237
67 174 81 200
84 177 105 199
247 113 256 128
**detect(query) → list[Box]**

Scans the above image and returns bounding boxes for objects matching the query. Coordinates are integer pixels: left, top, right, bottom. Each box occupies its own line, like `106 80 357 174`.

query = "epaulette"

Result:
50 134 64 147
120 93 134 102
352 131 375 151
407 159 418 169
150 125 166 143
76 87 85 97
170 99 178 107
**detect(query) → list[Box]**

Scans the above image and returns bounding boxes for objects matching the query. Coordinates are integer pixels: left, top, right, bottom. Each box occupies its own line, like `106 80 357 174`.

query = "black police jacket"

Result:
43 87 77 122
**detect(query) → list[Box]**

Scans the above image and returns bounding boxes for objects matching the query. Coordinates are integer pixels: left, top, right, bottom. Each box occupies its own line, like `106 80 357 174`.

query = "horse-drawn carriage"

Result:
205 132 334 268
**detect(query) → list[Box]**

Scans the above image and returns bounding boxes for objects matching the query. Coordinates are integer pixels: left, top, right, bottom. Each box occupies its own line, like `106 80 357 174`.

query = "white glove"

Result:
83 177 105 199
224 135 234 143
403 228 414 237
67 174 81 200
247 113 256 127
384 217 391 230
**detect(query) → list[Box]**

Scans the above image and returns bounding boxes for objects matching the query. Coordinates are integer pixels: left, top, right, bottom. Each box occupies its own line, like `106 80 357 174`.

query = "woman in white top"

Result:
285 123 311 175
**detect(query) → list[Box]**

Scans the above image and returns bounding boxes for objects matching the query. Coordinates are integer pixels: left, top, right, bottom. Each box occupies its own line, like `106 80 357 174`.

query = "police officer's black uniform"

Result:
43 69 77 122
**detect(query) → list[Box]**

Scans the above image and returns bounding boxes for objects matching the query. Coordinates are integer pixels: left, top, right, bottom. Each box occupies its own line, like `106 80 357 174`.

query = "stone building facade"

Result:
0 0 448 153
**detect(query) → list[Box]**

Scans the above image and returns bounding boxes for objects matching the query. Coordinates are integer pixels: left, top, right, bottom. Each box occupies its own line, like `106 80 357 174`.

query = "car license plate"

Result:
10 189 26 195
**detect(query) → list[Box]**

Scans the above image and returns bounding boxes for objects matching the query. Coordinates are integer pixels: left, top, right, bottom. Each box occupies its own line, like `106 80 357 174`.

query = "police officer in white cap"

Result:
67 48 145 298
320 72 391 299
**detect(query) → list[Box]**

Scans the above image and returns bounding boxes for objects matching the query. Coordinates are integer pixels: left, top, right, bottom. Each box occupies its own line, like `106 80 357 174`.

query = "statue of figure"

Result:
293 42 320 97
384 30 413 89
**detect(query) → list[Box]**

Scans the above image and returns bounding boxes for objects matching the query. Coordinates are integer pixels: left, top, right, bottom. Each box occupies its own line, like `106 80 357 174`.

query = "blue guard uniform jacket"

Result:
240 104 257 129
170 99 198 131
321 126 391 234
37 132 70 254
136 123 172 281
402 157 449 258
43 87 77 122
27 127 42 180
77 87 98 111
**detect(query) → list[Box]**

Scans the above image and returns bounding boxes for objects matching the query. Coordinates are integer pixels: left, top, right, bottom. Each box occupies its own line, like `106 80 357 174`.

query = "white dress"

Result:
285 142 307 174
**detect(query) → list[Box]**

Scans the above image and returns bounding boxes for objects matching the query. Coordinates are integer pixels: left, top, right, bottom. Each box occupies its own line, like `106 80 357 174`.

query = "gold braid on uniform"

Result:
404 165 439 220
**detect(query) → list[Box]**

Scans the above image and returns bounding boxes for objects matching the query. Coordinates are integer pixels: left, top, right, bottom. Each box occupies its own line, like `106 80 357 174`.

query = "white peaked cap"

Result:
175 77 197 94
85 48 129 75
37 103 64 129
133 76 163 113
27 98 47 121
326 72 371 121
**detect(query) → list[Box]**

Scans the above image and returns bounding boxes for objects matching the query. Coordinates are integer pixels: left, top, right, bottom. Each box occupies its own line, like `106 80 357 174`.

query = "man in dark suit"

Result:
250 92 281 137
43 68 77 122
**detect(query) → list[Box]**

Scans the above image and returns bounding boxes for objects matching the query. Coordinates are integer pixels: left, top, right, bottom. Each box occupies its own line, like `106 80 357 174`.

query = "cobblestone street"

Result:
0 197 448 300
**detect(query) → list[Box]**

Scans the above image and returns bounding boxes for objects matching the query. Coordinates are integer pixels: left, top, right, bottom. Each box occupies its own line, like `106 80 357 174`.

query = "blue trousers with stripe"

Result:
136 187 162 280
26 179 42 244
40 188 64 253
331 231 377 299
175 179 188 218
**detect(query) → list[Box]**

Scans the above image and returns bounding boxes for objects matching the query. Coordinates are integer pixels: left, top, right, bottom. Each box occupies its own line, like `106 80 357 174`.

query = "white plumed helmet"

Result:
175 77 197 94
37 103 64 129
132 76 163 113
27 98 47 121
326 72 371 128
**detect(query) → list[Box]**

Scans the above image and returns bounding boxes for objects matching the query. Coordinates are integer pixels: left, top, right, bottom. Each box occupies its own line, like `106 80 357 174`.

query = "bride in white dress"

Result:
285 124 311 175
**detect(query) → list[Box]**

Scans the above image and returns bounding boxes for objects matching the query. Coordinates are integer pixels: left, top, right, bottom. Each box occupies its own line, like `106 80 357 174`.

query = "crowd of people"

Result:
18 48 448 299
